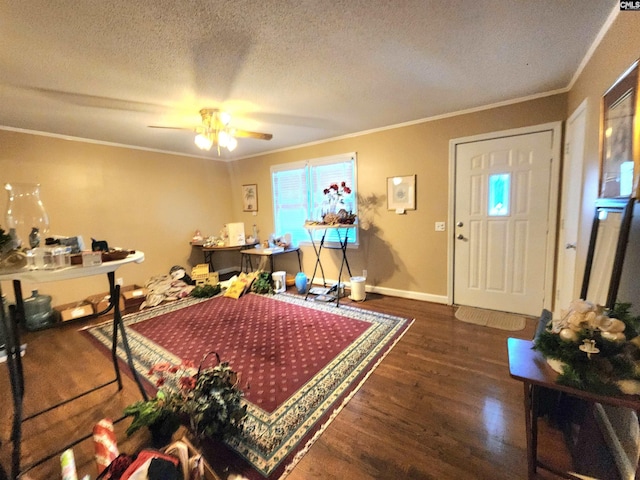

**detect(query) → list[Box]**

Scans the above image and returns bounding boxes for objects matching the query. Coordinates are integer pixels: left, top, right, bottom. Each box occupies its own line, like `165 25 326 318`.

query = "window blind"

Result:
271 153 357 246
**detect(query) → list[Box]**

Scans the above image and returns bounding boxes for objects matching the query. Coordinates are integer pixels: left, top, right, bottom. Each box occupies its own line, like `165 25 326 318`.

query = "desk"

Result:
240 246 302 273
192 242 258 272
0 251 149 479
304 224 356 307
507 337 640 479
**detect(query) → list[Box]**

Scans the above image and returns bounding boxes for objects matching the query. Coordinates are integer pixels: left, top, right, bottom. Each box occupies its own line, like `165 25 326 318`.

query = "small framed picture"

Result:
599 59 639 198
242 184 258 212
387 175 416 210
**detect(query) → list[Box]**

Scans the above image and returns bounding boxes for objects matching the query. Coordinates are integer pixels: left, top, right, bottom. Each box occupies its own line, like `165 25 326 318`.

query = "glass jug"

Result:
23 289 54 330
4 183 50 250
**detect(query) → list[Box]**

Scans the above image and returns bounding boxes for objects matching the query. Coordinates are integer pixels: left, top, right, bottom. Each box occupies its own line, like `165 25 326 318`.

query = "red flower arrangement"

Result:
323 181 351 197
147 360 196 389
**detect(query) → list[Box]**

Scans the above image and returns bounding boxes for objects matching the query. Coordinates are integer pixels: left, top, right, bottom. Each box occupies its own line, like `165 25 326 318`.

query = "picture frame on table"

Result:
600 59 640 198
242 184 258 212
387 175 416 211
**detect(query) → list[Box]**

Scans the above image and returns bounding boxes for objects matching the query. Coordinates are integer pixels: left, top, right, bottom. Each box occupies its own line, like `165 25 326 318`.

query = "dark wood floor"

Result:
0 291 588 479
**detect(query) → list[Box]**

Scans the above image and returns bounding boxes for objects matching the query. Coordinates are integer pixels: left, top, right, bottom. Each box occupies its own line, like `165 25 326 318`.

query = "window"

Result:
488 173 510 216
271 153 357 246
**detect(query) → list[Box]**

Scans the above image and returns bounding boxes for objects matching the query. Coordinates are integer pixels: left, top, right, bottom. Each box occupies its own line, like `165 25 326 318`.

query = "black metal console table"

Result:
304 224 355 307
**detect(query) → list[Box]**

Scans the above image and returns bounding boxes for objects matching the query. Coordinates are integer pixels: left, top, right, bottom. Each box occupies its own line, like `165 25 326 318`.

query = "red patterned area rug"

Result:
84 293 413 479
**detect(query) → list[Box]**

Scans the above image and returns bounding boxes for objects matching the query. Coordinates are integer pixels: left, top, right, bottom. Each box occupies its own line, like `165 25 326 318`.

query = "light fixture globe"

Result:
217 130 230 148
195 133 213 151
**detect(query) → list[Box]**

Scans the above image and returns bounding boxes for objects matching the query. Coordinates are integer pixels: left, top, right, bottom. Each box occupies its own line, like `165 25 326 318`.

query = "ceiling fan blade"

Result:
14 85 167 113
233 129 273 140
148 125 194 131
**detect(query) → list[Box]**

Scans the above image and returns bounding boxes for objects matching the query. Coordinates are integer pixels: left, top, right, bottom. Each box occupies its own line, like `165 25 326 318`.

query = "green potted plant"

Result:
123 390 182 447
251 271 273 294
124 353 246 446
176 353 246 439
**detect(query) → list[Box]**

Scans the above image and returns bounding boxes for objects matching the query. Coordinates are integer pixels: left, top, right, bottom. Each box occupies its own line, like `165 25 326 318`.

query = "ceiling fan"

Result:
149 108 273 153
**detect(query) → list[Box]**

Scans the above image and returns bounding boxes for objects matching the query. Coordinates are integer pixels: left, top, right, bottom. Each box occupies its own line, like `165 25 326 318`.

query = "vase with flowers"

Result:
124 352 247 446
320 181 356 224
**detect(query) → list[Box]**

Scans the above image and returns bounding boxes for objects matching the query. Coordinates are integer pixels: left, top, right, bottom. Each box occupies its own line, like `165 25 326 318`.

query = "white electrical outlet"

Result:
116 277 124 286
435 222 446 232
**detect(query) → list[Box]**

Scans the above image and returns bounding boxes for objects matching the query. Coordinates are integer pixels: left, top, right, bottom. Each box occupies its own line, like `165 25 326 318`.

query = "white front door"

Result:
453 130 555 315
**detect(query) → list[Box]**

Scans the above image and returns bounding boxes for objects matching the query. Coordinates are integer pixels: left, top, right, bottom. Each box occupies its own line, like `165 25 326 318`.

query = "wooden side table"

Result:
507 337 640 479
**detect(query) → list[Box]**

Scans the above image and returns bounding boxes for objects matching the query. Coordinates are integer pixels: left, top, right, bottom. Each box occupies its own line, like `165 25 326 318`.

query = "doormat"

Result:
84 293 413 480
455 305 527 331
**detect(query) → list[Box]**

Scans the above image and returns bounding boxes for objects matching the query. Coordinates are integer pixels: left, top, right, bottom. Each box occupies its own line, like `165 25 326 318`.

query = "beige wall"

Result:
0 95 566 308
228 95 567 300
567 12 640 311
0 130 232 304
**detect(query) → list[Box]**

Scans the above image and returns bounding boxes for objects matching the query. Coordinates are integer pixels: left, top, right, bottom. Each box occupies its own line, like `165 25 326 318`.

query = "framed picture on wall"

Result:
242 184 258 212
387 175 416 210
600 59 640 198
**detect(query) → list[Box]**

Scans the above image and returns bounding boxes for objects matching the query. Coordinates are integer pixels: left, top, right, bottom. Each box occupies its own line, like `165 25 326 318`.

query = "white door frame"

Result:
555 99 588 316
447 122 563 311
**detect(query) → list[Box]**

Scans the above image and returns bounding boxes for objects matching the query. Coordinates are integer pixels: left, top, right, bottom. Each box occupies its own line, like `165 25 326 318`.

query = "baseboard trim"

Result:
308 277 448 305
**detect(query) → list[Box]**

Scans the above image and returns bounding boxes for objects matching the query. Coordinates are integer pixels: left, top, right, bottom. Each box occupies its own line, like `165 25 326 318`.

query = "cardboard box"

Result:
122 285 147 313
226 222 245 246
56 302 94 322
86 291 125 314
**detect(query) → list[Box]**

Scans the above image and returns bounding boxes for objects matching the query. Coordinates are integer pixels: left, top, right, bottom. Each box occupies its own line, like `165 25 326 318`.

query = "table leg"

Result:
338 228 353 277
204 250 215 271
296 249 302 271
12 280 24 325
523 382 538 479
334 228 352 307
240 253 251 273
3 299 23 480
305 230 328 301
110 280 148 401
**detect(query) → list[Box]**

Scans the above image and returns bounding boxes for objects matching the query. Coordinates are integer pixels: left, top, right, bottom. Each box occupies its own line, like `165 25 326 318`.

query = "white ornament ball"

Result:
600 331 626 342
617 380 640 395
559 328 579 342
600 318 625 333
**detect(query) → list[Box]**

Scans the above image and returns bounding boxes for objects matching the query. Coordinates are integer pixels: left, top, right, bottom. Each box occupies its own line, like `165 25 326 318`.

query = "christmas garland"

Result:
533 301 640 396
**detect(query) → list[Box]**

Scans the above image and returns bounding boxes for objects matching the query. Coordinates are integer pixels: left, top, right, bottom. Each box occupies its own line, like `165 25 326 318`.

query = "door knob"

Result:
456 221 464 227
565 243 577 250
457 234 465 240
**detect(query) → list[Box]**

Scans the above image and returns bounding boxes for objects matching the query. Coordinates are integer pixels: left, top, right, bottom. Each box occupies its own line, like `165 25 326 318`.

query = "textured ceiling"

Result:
0 0 618 160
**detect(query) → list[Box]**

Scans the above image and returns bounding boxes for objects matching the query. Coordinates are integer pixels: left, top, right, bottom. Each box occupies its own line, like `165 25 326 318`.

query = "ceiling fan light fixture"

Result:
226 136 238 152
218 130 230 148
149 107 271 155
195 133 213 151
219 111 232 126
